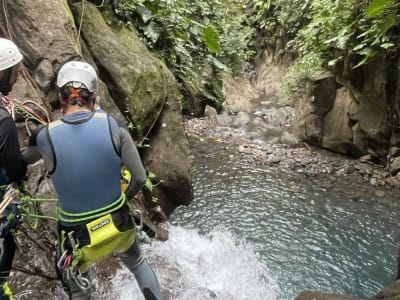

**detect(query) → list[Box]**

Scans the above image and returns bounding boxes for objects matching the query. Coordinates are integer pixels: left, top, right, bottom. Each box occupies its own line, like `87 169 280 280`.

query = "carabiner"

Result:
67 231 79 248
133 209 143 231
73 269 91 293
57 250 68 269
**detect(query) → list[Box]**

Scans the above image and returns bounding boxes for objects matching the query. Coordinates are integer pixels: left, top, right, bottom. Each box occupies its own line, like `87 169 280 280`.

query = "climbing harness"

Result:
57 192 127 223
56 207 143 291
57 231 91 293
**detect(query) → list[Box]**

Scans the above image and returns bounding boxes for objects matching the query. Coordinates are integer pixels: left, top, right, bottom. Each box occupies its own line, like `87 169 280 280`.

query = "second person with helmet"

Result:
24 60 163 300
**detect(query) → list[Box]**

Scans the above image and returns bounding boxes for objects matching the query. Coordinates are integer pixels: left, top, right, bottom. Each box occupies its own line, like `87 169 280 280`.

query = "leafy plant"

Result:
251 0 400 95
144 171 161 203
113 0 255 113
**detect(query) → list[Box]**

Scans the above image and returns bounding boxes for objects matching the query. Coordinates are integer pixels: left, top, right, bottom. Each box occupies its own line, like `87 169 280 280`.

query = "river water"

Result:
160 143 400 299
93 142 400 300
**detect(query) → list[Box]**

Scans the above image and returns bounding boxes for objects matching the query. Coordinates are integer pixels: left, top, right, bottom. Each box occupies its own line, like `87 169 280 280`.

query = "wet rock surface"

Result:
185 102 400 190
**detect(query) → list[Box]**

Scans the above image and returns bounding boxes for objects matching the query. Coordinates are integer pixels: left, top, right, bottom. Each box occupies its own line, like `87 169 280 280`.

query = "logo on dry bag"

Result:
91 219 110 231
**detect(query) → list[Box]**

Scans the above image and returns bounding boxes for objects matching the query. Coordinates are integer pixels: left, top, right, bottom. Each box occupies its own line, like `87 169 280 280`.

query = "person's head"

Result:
56 60 97 113
0 38 23 95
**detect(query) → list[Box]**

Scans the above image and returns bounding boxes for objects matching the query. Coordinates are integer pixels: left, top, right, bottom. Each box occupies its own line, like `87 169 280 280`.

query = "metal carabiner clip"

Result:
67 231 79 249
73 270 91 293
133 209 143 231
57 250 68 269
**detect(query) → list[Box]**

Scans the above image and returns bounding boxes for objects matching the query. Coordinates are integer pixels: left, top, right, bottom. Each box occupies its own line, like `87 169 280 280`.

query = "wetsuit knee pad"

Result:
131 260 163 300
143 288 158 300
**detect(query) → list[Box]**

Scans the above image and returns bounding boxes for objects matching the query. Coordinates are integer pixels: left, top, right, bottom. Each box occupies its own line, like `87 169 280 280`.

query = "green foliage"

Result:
144 171 160 203
252 0 400 95
113 0 255 112
144 171 157 192
282 52 322 95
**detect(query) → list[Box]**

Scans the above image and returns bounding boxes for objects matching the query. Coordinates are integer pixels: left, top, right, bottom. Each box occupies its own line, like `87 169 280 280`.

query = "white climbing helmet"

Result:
0 38 23 71
56 61 97 92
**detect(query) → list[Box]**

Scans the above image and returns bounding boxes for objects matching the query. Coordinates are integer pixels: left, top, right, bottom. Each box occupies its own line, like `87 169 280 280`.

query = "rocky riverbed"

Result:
184 100 400 192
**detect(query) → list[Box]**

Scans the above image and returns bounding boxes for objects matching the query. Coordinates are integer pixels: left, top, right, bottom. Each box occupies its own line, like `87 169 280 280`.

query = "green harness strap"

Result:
58 193 137 274
57 193 126 223
1 282 15 300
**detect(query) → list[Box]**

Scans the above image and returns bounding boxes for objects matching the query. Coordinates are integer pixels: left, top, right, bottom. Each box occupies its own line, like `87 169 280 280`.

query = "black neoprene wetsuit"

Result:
0 107 26 184
0 105 26 299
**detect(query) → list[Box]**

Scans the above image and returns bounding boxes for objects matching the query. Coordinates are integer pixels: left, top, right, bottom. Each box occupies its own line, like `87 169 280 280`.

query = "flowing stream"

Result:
98 142 400 300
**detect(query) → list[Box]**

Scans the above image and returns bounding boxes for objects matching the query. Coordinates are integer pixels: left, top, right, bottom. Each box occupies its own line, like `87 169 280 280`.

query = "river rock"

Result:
281 131 299 145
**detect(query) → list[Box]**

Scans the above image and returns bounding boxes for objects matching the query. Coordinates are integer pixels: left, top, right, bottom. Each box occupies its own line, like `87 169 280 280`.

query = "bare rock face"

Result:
293 58 392 160
322 87 360 156
372 280 400 299
70 2 168 141
2 0 80 68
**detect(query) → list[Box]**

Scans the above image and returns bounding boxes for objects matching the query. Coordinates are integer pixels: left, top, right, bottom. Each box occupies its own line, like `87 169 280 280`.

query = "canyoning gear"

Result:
0 183 48 231
56 61 97 93
0 185 19 294
0 39 22 72
55 205 149 299
0 233 15 283
0 281 14 300
42 112 122 218
55 253 92 300
57 193 126 224
0 107 27 184
59 86 94 107
33 111 147 199
57 204 137 273
1 95 49 127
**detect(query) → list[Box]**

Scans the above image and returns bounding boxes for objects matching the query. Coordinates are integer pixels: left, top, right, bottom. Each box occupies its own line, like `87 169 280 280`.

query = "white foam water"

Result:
100 225 280 300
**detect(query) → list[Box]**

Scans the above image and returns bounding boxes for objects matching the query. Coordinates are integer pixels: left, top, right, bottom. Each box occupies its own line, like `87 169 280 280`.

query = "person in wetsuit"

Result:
0 37 27 300
24 61 163 300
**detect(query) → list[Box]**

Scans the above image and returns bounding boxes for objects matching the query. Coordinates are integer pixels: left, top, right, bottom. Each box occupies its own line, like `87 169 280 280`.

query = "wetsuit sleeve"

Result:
120 127 147 198
0 117 26 182
21 126 44 165
109 117 146 198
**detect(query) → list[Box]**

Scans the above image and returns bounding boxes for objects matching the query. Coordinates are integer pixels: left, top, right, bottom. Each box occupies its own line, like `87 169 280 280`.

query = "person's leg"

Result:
118 240 163 300
0 233 15 300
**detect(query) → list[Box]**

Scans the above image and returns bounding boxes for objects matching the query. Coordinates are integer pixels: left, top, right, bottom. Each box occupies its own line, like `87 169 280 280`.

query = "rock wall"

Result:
1 0 193 216
293 56 398 170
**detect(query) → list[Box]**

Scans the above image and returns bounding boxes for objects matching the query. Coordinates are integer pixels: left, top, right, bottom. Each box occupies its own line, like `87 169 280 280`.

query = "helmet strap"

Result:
60 86 94 106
